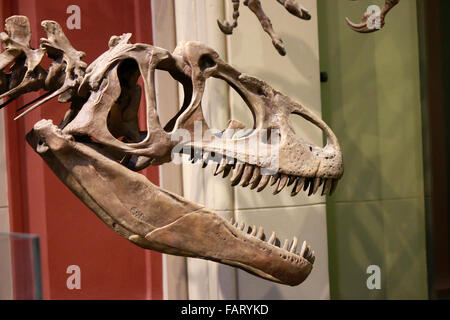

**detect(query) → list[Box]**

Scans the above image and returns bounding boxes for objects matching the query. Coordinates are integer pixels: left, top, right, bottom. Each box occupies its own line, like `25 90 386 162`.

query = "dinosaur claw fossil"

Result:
346 0 400 33
217 20 235 35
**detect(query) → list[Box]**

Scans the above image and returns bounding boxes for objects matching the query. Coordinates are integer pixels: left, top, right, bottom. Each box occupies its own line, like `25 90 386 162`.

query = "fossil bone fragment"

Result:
218 0 311 56
2 15 343 286
346 0 400 33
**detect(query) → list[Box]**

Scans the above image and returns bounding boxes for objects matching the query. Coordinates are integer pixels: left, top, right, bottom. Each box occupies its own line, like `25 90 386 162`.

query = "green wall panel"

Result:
318 0 428 299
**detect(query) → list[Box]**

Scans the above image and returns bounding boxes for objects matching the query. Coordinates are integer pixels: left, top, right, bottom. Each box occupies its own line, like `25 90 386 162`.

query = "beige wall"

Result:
174 0 330 300
227 0 329 300
151 0 189 300
174 0 237 300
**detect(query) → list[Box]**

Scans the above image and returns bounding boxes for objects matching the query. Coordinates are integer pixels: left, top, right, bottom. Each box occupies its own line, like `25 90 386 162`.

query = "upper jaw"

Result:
170 41 343 181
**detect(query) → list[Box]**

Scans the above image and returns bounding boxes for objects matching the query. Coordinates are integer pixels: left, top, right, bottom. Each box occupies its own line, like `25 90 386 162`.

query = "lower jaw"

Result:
26 120 313 286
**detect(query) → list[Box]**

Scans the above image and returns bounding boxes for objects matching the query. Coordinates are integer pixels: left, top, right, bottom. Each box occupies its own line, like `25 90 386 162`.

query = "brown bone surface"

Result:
2 15 343 286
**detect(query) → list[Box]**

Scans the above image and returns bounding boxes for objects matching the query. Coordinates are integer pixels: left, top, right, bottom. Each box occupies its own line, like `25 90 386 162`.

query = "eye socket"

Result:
198 54 216 72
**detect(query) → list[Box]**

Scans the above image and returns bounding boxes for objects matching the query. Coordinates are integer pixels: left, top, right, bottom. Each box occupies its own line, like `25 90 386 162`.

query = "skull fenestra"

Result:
1 16 343 286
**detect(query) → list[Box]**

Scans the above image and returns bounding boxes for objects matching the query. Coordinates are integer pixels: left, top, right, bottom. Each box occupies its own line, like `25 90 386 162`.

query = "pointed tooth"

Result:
329 179 339 195
257 227 265 240
249 166 261 185
312 177 322 195
308 179 315 196
287 176 297 187
233 221 239 228
303 178 310 192
282 239 289 250
270 173 280 186
250 225 257 236
300 241 307 257
230 163 245 186
240 165 254 187
304 246 311 258
307 247 313 260
230 217 235 225
321 179 331 196
309 251 316 264
291 177 305 196
202 152 209 168
222 164 233 178
257 175 271 192
268 232 276 245
214 157 227 175
290 237 298 253
239 221 246 231
250 168 262 190
275 238 281 247
273 174 289 195
223 158 236 178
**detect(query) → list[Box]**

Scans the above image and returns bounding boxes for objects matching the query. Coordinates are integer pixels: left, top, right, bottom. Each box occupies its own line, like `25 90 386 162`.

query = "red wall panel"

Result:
2 0 162 300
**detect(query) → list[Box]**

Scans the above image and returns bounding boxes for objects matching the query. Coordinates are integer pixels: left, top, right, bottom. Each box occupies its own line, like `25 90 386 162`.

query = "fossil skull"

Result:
2 15 343 286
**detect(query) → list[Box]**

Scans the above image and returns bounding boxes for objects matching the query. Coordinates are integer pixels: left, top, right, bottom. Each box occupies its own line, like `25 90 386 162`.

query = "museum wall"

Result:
151 0 189 300
318 0 428 299
226 0 330 300
173 0 330 300
174 0 238 300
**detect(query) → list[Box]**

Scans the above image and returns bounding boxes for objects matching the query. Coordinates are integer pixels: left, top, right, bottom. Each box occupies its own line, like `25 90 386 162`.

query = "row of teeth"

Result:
230 217 315 264
187 149 338 196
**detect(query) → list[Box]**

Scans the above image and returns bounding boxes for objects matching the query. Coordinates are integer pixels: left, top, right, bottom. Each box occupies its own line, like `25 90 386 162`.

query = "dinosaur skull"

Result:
4 16 343 286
